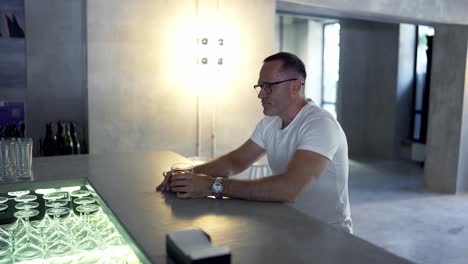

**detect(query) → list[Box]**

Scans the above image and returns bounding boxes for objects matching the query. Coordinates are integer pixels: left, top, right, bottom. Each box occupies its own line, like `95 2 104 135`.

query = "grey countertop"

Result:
15 151 412 263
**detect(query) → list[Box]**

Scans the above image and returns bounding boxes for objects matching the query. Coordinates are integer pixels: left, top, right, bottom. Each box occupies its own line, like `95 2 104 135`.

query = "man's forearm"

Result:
194 153 249 178
222 174 303 203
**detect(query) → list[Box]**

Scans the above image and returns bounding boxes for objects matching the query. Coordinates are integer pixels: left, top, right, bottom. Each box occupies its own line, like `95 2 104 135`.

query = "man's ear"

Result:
290 79 302 96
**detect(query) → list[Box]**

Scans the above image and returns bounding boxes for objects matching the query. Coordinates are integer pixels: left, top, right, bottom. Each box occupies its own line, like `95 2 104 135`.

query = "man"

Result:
157 52 352 233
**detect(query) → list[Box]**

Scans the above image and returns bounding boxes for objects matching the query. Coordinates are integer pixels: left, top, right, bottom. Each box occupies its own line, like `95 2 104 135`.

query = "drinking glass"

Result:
14 206 42 243
5 192 33 236
45 207 73 257
15 202 39 211
0 197 8 210
8 190 30 197
0 217 11 261
0 140 4 180
41 191 74 257
13 209 43 261
14 194 37 203
170 163 194 175
42 191 66 234
71 196 96 234
0 139 16 179
75 204 101 252
68 190 92 233
0 234 12 261
30 190 57 232
0 204 8 213
70 190 91 198
166 163 194 194
15 138 33 179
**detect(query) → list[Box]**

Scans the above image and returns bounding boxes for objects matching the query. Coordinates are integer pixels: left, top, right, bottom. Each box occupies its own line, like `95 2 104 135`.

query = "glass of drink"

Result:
164 163 193 194
170 163 194 176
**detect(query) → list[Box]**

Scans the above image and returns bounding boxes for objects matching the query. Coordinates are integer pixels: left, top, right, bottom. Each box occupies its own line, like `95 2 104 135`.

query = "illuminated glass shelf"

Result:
0 180 148 263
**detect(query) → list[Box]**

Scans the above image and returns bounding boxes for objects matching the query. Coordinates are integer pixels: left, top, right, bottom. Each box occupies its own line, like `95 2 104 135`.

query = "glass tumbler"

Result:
15 138 33 179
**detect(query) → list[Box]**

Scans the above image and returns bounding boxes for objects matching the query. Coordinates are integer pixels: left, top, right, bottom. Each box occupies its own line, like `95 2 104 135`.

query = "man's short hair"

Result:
263 52 307 81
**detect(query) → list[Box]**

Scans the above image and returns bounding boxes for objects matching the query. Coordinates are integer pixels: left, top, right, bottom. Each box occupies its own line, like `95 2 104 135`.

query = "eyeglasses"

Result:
253 78 302 95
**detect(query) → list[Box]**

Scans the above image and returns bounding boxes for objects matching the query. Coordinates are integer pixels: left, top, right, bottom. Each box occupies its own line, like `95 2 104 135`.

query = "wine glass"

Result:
0 219 12 260
68 190 92 234
35 188 57 195
14 204 42 247
14 194 37 204
7 194 39 238
75 204 101 252
71 196 97 239
42 192 74 257
0 197 8 204
42 191 67 236
13 209 43 261
70 190 91 199
7 190 30 197
45 207 73 257
0 196 8 217
12 194 39 235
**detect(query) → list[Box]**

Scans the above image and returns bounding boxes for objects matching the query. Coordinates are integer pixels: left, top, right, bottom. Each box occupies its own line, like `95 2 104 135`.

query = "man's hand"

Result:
156 171 173 192
169 173 213 199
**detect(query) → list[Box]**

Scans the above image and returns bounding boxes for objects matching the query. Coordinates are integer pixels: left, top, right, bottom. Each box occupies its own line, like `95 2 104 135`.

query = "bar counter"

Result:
6 151 413 263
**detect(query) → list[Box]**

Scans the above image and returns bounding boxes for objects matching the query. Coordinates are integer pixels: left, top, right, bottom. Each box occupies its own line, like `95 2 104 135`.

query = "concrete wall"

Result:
279 16 323 104
425 24 468 193
460 51 468 192
1 88 25 102
24 0 87 155
306 20 323 103
278 0 468 25
338 19 400 159
395 24 417 156
88 0 275 157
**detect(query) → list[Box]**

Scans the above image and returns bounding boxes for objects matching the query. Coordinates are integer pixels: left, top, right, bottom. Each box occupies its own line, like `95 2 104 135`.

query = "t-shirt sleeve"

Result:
297 116 340 160
250 118 266 149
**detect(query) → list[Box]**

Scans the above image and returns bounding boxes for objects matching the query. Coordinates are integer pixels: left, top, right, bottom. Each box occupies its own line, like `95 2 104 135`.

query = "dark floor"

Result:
349 158 468 264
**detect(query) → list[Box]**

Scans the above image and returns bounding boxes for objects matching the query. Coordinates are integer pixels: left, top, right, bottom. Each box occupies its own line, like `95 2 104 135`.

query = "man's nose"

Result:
258 88 268 98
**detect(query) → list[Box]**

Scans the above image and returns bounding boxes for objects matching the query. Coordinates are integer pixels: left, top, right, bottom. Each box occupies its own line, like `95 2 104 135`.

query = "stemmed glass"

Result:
0 197 8 213
7 193 37 236
75 204 101 252
31 188 57 231
8 190 30 197
68 190 91 233
42 192 74 257
0 220 12 262
13 209 43 261
13 195 41 242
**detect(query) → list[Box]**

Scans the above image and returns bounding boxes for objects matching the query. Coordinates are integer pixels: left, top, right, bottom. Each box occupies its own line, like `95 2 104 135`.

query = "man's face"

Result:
257 60 297 117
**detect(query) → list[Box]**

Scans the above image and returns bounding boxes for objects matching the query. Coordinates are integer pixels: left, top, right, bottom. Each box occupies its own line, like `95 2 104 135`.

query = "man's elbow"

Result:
279 180 313 203
279 189 302 203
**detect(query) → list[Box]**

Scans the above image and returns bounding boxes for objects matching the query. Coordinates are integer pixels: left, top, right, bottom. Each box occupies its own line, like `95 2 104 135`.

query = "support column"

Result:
425 24 468 193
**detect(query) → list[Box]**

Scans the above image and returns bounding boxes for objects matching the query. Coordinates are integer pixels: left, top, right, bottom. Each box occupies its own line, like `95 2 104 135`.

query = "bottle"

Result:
43 122 58 156
62 122 74 155
70 122 81 155
56 121 65 155
19 122 25 137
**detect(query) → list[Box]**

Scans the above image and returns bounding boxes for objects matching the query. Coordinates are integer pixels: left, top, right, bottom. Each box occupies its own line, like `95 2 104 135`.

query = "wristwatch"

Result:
211 177 224 199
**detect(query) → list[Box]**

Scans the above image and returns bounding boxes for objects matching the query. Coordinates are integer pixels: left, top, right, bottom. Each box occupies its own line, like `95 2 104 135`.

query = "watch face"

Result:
212 182 223 194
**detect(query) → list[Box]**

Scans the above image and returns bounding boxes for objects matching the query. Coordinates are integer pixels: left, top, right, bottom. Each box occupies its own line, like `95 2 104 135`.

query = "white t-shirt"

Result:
250 102 353 233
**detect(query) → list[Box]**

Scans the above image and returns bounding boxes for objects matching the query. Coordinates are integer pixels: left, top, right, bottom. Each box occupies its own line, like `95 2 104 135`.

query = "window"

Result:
321 23 340 118
412 25 434 143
